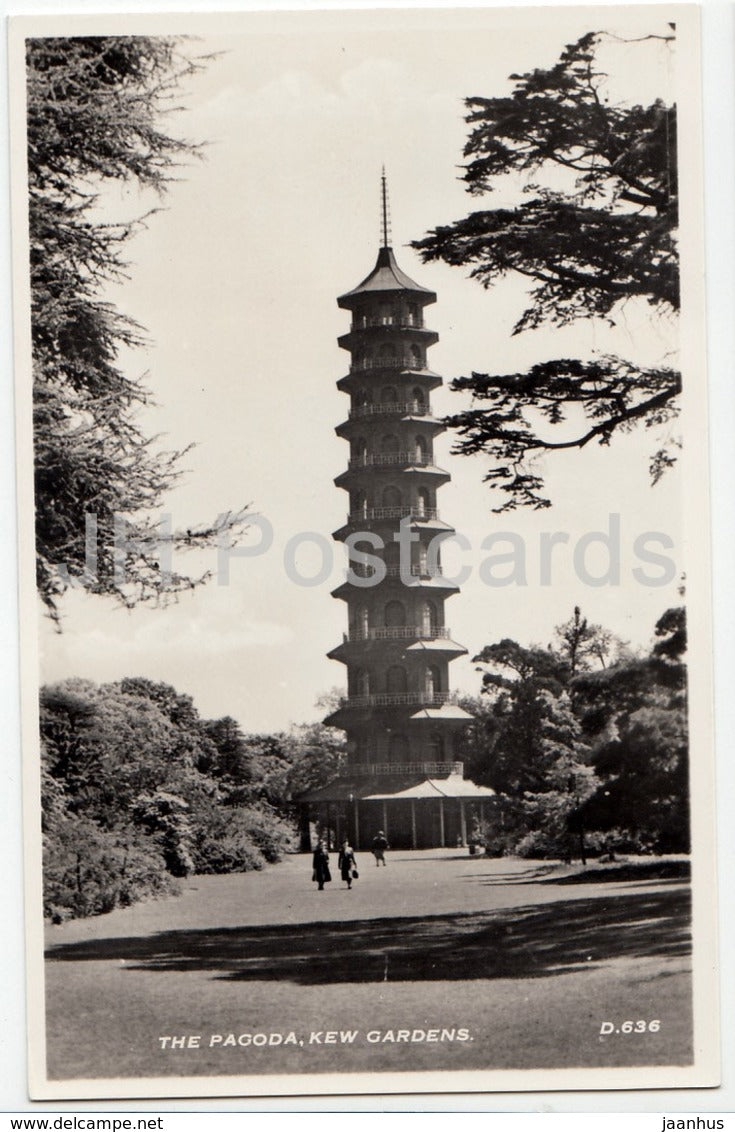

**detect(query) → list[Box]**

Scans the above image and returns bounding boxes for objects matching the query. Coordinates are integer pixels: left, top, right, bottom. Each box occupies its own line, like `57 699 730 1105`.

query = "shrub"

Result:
43 818 179 919
190 803 296 873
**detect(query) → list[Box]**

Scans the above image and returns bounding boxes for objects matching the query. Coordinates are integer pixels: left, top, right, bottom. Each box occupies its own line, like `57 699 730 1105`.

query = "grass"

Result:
44 850 693 1082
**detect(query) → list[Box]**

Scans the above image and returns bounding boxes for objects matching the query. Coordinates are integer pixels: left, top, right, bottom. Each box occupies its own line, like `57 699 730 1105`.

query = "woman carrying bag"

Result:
338 839 358 890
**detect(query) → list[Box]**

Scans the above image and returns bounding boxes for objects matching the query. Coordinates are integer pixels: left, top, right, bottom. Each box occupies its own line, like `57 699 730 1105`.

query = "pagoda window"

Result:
421 600 439 635
410 344 423 368
386 665 408 694
424 665 441 696
389 734 409 762
384 599 406 628
381 434 400 455
416 487 431 517
357 669 371 696
382 485 402 509
428 732 444 760
385 542 400 570
354 387 370 407
351 437 367 463
418 543 429 574
379 303 394 326
357 606 369 636
407 303 420 327
381 385 398 403
415 435 428 463
412 386 426 409
351 490 368 518
378 342 397 362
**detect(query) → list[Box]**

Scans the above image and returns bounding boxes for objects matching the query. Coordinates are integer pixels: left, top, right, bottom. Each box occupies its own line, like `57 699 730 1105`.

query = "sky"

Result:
30 7 687 732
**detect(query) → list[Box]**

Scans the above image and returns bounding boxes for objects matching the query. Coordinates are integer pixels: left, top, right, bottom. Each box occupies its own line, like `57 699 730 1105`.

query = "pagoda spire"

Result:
380 166 391 249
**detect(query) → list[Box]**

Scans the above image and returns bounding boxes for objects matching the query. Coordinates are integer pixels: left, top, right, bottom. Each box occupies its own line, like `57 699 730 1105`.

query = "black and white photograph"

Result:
7 3 720 1100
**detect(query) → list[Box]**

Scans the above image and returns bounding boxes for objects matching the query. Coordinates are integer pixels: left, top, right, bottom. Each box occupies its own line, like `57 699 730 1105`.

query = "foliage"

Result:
201 716 255 785
467 606 689 857
471 639 574 794
412 31 680 510
26 36 248 618
571 607 689 852
190 800 294 874
553 605 628 674
242 722 347 808
43 814 178 921
455 694 501 783
131 790 195 877
40 675 335 919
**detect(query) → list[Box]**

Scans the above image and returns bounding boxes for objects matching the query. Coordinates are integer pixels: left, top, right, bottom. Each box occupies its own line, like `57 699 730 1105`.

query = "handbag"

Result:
352 868 359 879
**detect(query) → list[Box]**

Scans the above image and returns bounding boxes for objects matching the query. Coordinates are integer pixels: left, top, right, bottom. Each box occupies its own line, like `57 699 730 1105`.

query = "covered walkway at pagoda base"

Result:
297 772 496 852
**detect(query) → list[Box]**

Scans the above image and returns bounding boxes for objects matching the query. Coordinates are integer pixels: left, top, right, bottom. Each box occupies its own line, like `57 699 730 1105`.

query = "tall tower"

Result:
303 178 495 850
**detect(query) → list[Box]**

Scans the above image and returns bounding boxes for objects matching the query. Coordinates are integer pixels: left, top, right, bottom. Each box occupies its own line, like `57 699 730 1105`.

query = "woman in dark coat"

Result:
338 839 357 890
312 840 331 891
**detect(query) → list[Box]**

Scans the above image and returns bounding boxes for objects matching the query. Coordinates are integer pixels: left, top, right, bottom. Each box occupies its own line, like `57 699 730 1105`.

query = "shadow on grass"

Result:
462 860 690 887
546 860 691 885
46 887 691 985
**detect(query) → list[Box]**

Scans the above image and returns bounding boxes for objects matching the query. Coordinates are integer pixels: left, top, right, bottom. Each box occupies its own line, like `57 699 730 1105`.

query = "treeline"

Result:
40 677 345 920
459 606 688 859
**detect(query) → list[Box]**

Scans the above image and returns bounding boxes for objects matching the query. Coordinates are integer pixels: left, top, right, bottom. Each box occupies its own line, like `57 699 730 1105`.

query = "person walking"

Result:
312 839 331 891
338 838 357 890
371 830 389 866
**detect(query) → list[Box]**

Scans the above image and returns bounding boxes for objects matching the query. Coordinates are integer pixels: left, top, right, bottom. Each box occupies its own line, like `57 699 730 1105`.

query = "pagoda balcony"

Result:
347 761 464 777
348 506 439 524
349 358 428 373
348 451 432 469
351 315 425 330
348 400 431 419
350 562 445 580
345 626 451 642
339 691 458 709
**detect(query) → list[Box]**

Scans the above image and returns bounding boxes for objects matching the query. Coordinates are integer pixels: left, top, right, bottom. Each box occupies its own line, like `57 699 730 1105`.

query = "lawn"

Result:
43 851 692 1084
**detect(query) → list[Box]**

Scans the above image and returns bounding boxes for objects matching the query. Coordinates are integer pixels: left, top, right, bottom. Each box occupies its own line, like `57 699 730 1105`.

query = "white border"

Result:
2 0 732 1113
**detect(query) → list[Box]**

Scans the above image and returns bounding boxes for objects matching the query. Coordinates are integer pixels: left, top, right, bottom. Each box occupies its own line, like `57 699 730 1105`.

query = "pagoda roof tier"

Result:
409 704 474 724
336 414 445 440
331 573 460 600
337 247 436 309
327 635 467 664
332 514 455 543
334 463 450 490
338 326 439 351
300 771 495 803
406 638 468 656
336 369 442 394
324 691 461 728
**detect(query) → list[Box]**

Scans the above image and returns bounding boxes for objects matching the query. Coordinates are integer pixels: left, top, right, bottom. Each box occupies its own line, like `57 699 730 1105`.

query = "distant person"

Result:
338 839 358 889
312 839 331 891
372 830 389 866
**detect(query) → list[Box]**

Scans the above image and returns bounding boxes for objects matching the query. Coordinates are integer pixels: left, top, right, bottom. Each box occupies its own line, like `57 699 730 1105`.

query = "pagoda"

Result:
300 176 495 851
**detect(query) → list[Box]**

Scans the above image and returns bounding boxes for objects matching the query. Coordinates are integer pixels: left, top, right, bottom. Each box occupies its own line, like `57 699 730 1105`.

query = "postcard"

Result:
9 4 719 1100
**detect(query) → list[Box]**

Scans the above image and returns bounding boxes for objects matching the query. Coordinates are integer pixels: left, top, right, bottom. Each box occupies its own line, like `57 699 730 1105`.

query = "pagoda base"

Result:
298 771 496 852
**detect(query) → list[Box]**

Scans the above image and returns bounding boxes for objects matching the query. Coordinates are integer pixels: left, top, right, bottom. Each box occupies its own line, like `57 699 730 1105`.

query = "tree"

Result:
201 716 255 785
471 638 573 793
469 638 596 858
553 605 626 675
26 36 248 618
412 31 679 510
39 674 302 917
572 607 689 851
